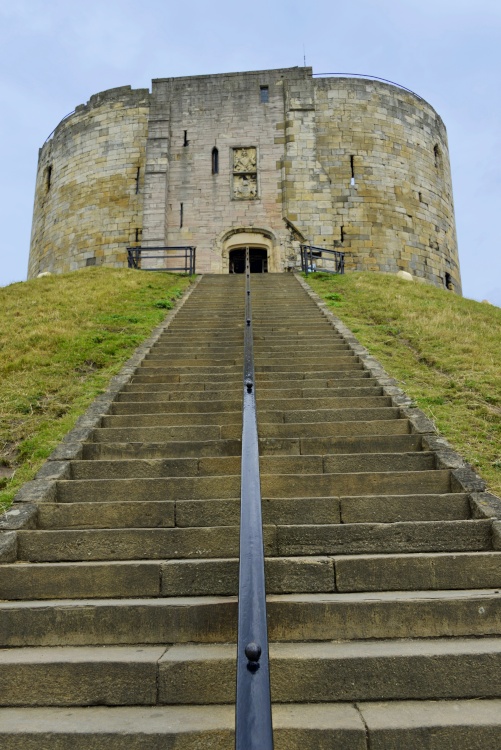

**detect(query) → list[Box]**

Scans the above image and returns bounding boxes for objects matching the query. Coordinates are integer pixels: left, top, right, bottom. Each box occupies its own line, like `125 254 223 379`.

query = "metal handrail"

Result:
127 246 196 274
300 244 345 275
235 248 274 750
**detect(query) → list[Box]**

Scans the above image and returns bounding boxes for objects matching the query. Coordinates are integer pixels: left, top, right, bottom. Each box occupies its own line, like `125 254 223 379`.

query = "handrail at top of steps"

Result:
235 248 274 749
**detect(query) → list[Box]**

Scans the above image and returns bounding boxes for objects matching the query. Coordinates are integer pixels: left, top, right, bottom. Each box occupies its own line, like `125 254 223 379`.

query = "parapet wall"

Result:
28 86 150 278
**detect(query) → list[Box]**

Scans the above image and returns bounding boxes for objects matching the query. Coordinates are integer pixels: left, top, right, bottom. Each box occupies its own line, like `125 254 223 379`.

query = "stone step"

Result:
158 638 501 703
0 703 377 749
254 424 410 438
82 439 242 460
124 381 241 392
37 495 340 529
56 469 452 504
69 452 436 480
104 407 399 426
111 396 391 411
92 424 225 442
83 434 422 460
116 386 384 402
6 549 496 601
0 556 335 600
35 493 471 531
2 590 501 647
123 379 376 393
16 519 489 562
335 550 501 591
3 638 501 709
101 412 243 427
255 362 365 372
131 369 371 383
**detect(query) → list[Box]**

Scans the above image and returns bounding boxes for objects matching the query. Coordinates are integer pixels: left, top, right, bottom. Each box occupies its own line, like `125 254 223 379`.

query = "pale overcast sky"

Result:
0 0 499 304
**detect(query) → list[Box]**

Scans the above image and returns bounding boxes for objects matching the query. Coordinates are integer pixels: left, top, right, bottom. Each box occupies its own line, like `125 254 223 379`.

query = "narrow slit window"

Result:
350 155 356 186
135 167 140 194
212 147 219 174
260 86 269 103
180 203 184 228
434 144 442 169
340 225 345 243
183 130 188 147
46 165 52 191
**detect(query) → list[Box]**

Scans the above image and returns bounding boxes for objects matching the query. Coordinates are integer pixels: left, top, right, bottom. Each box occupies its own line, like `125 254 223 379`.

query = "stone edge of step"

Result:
0 275 204 559
294 272 501 522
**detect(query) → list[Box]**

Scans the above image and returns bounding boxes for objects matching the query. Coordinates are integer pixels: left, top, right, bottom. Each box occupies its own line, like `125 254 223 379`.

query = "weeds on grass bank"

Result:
0 267 193 509
305 272 501 497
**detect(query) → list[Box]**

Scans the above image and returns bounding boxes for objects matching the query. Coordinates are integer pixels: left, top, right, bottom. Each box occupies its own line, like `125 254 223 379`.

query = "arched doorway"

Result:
229 247 268 273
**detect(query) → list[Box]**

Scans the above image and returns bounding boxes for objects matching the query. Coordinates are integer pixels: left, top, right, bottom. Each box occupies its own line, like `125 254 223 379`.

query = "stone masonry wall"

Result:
143 69 304 273
28 86 150 278
310 79 461 291
28 69 461 290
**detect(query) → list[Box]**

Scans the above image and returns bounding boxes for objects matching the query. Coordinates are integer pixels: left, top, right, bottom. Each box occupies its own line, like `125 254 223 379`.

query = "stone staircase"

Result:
1 273 501 748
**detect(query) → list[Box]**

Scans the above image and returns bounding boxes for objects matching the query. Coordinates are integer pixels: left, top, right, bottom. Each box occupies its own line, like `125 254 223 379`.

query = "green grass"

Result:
0 267 193 509
305 271 501 498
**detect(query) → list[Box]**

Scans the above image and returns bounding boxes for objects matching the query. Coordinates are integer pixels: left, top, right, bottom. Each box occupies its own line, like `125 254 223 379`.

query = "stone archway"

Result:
229 247 268 273
220 229 279 273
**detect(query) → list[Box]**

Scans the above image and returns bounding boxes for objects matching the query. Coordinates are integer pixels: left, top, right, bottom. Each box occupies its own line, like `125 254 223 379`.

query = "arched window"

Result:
212 147 219 175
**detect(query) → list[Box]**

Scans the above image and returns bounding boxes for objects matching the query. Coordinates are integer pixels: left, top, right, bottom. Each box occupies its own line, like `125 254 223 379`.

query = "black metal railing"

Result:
235 248 274 750
300 244 345 275
127 246 196 274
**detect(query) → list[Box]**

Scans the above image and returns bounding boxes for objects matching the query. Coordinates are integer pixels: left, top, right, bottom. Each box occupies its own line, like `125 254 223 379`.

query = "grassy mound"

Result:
0 267 193 508
305 272 501 497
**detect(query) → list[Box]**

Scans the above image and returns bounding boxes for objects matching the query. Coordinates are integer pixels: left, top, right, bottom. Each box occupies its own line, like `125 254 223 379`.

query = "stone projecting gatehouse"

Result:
28 66 461 291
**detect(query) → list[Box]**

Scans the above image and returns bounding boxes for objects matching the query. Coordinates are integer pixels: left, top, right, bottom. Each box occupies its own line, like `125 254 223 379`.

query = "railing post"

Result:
235 248 274 750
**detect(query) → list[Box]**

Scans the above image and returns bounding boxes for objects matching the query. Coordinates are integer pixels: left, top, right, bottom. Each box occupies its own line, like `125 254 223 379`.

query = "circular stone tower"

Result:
28 69 461 292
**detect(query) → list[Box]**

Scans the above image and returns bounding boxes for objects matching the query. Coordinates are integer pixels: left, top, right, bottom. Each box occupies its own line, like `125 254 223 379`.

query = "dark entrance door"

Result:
229 248 268 273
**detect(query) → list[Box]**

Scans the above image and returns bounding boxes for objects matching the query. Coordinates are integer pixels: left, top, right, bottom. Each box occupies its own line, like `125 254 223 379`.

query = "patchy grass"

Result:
305 271 501 497
0 267 193 509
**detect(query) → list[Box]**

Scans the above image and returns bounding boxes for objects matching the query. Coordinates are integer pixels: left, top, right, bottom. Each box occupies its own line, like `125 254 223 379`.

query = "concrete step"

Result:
2 590 501 647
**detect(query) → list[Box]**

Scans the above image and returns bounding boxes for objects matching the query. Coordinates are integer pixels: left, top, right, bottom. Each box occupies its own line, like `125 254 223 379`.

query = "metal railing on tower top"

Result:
235 248 274 750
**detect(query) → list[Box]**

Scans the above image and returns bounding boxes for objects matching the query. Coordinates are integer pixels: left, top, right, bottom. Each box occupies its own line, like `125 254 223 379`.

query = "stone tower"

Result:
28 67 461 292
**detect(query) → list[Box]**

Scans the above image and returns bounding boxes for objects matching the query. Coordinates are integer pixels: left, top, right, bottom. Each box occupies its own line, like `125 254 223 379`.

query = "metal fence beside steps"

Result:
127 246 196 274
300 244 345 275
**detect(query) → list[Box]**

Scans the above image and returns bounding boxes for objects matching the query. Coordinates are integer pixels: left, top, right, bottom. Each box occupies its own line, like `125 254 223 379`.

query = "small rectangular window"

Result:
260 86 269 103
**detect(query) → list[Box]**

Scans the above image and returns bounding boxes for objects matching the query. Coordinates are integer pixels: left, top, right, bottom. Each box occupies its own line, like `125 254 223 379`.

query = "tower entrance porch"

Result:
229 247 268 273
